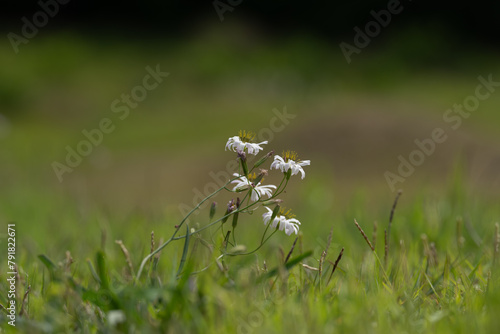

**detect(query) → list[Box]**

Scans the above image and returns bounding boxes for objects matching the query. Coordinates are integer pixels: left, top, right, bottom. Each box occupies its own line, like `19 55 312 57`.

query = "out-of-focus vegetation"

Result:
0 15 499 333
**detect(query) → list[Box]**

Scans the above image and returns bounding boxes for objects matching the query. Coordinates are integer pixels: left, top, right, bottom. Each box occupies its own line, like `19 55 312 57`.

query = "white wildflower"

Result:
225 130 267 155
262 207 301 236
270 150 310 179
231 173 276 202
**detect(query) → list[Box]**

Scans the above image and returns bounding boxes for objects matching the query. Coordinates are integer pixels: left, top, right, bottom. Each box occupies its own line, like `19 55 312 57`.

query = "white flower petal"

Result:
287 218 301 225
271 217 280 229
262 207 273 225
250 183 276 201
282 217 300 235
231 173 252 191
270 156 284 171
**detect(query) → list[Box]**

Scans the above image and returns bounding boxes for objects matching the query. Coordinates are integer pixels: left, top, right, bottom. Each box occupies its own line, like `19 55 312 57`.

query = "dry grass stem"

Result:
354 219 374 251
327 247 344 286
115 240 135 279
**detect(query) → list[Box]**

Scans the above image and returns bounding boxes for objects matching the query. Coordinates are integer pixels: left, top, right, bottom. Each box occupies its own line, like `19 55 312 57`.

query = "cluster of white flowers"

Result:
136 132 310 280
225 131 310 236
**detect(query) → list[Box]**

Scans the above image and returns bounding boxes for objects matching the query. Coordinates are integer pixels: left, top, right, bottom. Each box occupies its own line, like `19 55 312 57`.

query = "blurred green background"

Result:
1 1 499 257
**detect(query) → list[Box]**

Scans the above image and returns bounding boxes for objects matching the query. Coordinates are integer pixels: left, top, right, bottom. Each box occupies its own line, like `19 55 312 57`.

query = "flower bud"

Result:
253 150 274 169
227 199 236 212
209 202 217 220
228 245 247 254
270 205 281 224
232 197 241 229
252 169 268 185
232 211 239 229
262 198 283 206
222 199 236 224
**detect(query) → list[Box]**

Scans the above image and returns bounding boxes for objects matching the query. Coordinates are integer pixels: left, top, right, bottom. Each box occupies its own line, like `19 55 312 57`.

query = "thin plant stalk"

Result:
136 177 236 282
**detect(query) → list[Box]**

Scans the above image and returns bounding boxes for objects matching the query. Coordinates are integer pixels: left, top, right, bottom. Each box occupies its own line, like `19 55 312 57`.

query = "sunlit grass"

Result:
1 175 499 333
1 31 500 333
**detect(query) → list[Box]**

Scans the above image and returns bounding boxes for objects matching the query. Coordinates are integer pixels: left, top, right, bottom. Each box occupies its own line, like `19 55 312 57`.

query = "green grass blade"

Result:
38 254 56 270
259 250 313 281
38 254 57 279
96 251 109 290
86 259 101 285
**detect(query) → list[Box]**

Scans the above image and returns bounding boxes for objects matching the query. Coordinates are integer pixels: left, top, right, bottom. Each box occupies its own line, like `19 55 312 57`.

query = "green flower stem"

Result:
135 176 239 283
260 217 273 244
272 175 289 198
274 175 286 194
174 199 257 238
140 188 261 280
136 168 292 282
192 228 279 276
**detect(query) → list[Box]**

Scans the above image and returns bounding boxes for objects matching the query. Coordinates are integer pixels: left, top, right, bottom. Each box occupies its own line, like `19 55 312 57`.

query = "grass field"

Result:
1 30 500 333
1 164 499 333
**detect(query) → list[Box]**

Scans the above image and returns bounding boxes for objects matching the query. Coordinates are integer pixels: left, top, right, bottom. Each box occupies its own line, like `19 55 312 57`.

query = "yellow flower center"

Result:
282 150 299 162
279 207 296 219
247 172 264 184
239 130 256 143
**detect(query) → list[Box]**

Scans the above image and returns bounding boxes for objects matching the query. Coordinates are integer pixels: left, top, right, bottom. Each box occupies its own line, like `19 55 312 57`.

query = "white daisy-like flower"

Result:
225 130 268 155
262 207 301 236
231 173 277 202
270 150 310 179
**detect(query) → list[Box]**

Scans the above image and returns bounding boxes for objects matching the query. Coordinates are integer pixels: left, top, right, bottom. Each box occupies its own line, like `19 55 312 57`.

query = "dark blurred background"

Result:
1 1 499 246
2 1 500 44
